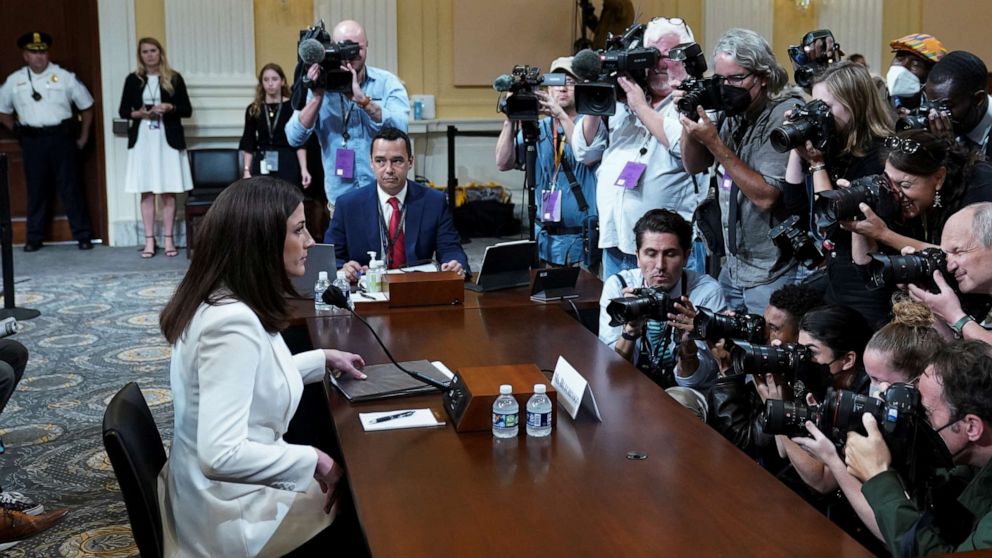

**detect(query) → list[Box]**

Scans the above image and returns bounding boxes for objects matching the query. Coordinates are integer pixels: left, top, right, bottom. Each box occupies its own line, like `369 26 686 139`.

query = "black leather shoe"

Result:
77 240 93 250
22 242 41 253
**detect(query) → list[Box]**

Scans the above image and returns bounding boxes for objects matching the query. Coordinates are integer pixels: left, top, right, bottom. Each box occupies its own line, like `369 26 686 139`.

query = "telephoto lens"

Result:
762 399 819 438
606 288 675 327
730 341 812 377
691 308 765 343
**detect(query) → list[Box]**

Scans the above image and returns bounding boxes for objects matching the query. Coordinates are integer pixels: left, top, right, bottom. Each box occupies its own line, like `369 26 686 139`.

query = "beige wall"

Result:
921 0 992 63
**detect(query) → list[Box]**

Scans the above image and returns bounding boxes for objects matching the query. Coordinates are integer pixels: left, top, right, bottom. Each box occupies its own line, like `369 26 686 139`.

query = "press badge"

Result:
263 150 279 173
541 190 562 223
720 168 732 192
335 148 355 179
615 161 646 189
148 118 161 130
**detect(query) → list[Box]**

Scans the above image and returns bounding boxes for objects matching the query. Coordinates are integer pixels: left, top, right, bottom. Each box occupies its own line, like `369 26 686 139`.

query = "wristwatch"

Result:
950 314 976 338
621 328 639 341
358 95 372 108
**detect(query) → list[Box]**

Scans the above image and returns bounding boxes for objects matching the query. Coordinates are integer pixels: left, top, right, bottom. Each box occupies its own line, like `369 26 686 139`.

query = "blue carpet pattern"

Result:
0 271 182 557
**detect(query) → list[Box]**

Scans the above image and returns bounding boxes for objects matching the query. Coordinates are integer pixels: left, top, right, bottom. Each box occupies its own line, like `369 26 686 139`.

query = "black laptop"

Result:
465 240 536 292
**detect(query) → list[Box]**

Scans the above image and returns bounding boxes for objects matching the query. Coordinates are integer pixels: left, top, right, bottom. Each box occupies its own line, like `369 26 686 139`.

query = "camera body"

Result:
691 307 765 343
814 174 900 230
763 383 919 447
575 23 660 116
606 287 677 327
770 99 835 153
769 215 825 270
298 22 361 92
896 99 952 132
497 65 567 121
787 30 842 90
667 42 721 121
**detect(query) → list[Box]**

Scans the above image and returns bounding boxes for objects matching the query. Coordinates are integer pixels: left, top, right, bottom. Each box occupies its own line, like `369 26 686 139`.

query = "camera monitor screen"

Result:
466 240 536 292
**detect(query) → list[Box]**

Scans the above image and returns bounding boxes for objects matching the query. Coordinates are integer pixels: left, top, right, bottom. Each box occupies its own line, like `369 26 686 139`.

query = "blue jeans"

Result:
602 247 638 281
718 266 798 315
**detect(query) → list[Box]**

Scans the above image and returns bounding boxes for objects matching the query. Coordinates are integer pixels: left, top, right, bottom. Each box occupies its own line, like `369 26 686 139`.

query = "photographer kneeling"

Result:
847 340 992 555
599 209 726 392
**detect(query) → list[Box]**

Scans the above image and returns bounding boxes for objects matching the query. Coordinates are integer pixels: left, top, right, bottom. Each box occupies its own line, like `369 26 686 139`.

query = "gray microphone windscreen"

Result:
492 74 514 92
298 39 326 66
572 49 602 80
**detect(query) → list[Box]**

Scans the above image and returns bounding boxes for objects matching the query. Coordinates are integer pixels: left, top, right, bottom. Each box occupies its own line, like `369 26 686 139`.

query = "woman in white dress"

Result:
118 37 192 258
157 176 367 557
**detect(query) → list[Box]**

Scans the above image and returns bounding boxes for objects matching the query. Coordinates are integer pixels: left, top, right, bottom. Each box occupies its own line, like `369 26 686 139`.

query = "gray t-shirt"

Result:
719 94 802 287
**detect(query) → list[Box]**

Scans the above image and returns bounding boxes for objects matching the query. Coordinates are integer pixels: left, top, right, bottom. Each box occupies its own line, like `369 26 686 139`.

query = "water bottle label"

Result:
527 411 551 428
492 412 518 429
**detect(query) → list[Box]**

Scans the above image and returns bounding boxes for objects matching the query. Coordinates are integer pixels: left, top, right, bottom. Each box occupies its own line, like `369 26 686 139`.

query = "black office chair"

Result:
102 382 167 558
184 148 240 257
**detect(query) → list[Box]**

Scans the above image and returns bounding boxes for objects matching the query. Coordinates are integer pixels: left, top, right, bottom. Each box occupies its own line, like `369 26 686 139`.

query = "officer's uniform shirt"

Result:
0 63 93 127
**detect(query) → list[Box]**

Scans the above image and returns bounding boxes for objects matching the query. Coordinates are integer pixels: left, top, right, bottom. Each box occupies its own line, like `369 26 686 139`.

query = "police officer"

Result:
0 32 94 251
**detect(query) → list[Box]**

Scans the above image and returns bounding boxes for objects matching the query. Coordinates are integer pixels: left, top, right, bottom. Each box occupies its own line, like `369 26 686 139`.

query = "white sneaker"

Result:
0 491 43 516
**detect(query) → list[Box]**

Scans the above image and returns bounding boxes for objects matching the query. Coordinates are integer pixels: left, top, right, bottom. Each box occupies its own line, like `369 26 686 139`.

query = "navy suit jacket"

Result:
327 180 470 273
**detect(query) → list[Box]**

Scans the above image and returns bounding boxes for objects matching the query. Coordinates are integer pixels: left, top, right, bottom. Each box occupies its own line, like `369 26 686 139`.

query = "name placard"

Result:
551 356 602 422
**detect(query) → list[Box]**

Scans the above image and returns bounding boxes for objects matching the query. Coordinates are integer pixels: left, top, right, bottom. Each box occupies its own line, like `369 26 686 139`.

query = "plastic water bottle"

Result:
413 99 424 121
314 271 332 311
332 270 353 311
492 384 519 438
526 384 553 437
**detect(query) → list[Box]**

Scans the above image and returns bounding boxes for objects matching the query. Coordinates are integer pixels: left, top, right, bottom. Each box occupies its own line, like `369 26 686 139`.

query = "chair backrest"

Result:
102 382 167 558
188 148 240 191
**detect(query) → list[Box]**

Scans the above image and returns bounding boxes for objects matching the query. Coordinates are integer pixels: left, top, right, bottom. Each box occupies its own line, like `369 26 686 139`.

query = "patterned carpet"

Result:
0 270 182 557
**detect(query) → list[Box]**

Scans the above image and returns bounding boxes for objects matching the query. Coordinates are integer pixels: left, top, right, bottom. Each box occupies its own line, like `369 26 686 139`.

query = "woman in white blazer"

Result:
157 176 367 557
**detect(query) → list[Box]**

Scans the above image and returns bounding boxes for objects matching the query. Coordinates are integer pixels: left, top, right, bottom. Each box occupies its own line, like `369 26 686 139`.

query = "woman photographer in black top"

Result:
847 128 992 261
239 63 310 188
784 61 895 329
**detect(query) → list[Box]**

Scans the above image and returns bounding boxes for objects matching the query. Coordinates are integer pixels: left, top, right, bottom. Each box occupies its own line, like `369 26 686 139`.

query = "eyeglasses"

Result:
650 16 691 39
884 136 926 155
551 78 576 88
716 72 754 86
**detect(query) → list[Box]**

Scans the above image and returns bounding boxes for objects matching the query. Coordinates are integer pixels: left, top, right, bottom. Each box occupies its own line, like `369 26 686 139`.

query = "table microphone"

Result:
322 286 451 392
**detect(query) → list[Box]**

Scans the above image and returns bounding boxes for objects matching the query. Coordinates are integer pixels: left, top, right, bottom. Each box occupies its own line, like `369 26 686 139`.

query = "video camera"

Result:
492 65 567 121
672 42 723 121
763 383 919 450
770 99 835 153
573 23 660 116
296 21 362 92
690 307 765 344
895 98 952 132
606 287 677 327
814 174 902 230
769 215 825 270
787 29 843 90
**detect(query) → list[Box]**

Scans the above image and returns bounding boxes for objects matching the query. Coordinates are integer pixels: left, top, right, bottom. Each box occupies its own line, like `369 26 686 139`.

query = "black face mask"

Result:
792 361 832 402
913 416 961 472
721 83 753 116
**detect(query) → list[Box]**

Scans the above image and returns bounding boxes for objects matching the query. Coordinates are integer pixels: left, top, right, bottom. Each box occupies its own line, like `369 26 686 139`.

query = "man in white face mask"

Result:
885 33 947 112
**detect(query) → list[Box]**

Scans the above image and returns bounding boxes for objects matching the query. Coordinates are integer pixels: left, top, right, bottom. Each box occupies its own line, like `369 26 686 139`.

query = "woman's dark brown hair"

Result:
160 176 303 344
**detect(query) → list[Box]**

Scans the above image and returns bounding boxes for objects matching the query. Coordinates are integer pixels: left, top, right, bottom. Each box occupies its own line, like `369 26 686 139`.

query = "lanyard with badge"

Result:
613 112 656 190
25 68 42 102
143 78 161 130
541 124 566 223
334 95 357 179
377 199 406 268
259 102 283 174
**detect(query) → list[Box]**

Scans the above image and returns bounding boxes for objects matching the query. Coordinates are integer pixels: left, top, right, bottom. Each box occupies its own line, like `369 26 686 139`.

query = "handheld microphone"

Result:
322 286 451 392
298 38 326 66
492 74 514 92
572 49 603 80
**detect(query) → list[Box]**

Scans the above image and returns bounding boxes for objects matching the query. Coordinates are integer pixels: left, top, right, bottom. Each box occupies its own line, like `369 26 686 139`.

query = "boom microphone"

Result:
492 74 514 92
572 49 602 80
322 286 451 392
298 38 326 66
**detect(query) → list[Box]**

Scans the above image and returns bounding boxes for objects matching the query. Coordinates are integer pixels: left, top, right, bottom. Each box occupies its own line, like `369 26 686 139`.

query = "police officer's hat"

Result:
17 32 52 52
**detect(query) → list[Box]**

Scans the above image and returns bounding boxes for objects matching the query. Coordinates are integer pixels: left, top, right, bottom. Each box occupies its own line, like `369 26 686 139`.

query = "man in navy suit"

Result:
328 127 469 282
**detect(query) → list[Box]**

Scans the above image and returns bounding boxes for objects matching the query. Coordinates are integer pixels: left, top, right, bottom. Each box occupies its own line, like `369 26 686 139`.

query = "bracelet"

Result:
358 96 372 108
809 163 827 173
621 329 639 341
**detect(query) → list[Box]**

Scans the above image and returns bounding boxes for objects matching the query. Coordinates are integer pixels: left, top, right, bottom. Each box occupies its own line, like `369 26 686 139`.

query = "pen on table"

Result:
373 410 415 423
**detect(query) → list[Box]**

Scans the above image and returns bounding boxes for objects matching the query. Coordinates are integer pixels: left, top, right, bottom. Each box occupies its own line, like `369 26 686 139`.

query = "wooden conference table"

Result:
306 291 873 556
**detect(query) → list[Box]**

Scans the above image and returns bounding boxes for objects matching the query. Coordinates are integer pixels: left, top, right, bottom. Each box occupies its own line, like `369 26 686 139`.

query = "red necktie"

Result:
387 197 405 269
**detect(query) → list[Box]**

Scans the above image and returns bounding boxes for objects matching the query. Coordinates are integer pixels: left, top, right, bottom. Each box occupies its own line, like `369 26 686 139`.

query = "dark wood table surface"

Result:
308 305 872 557
290 268 604 325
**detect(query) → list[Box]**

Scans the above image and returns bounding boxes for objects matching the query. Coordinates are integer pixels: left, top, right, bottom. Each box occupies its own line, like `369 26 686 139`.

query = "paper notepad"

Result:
359 409 447 432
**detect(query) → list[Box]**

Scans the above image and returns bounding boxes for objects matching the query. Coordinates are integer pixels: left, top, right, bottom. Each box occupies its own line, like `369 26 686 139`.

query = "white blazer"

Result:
158 299 334 557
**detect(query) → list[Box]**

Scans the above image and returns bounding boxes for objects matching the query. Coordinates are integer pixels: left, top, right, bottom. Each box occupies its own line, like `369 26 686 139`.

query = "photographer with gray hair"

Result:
679 28 803 314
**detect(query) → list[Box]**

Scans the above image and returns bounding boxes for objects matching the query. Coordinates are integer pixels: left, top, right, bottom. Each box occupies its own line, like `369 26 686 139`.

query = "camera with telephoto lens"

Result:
690 307 765 343
297 21 362 92
814 174 901 230
671 42 722 121
730 341 814 377
770 99 835 153
867 247 948 294
787 29 843 90
606 287 677 327
896 98 952 131
763 383 919 449
495 65 567 121
769 215 825 270
574 23 660 116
